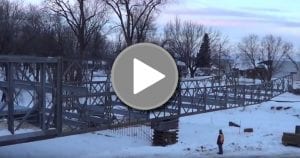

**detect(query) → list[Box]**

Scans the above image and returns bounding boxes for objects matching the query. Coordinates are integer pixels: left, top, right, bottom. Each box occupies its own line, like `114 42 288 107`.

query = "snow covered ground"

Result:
0 93 299 158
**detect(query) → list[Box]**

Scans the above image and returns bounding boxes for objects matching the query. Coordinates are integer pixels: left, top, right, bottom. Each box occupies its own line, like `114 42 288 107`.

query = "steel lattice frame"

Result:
0 56 294 146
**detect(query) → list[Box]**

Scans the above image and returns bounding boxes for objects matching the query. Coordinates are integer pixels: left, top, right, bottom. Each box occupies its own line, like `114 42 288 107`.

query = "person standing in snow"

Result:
217 129 224 154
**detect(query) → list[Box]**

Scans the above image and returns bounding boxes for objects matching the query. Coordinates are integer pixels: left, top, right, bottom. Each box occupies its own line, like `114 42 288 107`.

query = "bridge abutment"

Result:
151 119 179 146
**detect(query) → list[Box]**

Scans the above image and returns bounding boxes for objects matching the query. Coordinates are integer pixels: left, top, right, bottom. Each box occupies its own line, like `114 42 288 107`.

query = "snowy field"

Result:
0 93 299 158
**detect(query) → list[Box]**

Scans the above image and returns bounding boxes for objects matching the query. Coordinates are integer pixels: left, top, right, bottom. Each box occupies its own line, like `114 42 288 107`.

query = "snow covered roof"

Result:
177 61 186 66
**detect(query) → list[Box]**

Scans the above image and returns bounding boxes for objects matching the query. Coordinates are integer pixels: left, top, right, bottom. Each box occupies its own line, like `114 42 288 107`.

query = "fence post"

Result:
204 86 207 111
55 57 63 135
250 86 253 104
225 86 228 109
243 85 246 106
7 62 14 134
264 83 268 101
271 81 274 98
177 84 182 115
104 75 113 128
290 72 294 92
40 63 46 130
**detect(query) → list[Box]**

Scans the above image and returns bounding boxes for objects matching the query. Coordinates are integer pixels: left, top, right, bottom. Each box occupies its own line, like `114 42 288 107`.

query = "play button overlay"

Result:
133 58 166 94
111 43 178 110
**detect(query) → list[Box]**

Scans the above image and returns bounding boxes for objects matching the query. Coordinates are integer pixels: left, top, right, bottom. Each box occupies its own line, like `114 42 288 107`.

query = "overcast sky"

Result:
157 0 300 46
27 0 300 47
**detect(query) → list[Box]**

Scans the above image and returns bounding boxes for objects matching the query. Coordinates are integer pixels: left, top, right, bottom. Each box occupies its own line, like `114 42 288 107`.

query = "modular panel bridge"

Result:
0 56 293 146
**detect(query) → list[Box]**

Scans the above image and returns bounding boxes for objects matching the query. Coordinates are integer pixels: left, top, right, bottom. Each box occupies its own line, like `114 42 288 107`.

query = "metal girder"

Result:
0 55 294 146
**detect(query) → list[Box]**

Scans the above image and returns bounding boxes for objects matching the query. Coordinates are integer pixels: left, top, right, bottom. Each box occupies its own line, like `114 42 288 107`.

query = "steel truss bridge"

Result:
0 56 293 146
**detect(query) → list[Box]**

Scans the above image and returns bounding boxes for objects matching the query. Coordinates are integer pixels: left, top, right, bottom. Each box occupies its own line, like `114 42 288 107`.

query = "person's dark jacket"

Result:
217 133 224 145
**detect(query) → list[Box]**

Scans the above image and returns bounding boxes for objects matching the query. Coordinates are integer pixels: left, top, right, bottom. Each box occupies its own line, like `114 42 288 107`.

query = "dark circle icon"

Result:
111 43 179 110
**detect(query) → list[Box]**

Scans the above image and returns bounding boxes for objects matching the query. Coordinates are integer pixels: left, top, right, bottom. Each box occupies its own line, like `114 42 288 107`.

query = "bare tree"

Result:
49 13 77 56
210 35 234 75
163 18 225 77
260 35 294 81
0 0 24 53
163 19 205 77
238 34 260 69
47 0 108 57
238 34 294 81
134 8 156 43
105 0 165 46
18 5 51 55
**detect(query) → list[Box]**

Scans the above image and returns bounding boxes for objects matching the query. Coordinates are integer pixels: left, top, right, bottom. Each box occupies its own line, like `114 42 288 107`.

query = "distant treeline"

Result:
0 0 296 80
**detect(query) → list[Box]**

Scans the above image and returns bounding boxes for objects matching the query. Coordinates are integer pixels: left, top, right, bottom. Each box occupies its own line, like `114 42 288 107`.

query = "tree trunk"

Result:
190 68 196 78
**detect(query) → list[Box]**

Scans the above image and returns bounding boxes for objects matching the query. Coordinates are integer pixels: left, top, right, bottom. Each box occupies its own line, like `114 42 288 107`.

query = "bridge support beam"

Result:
151 119 178 146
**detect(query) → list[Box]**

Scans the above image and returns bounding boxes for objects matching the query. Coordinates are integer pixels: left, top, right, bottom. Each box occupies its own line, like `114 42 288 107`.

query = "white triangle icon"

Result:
133 58 166 95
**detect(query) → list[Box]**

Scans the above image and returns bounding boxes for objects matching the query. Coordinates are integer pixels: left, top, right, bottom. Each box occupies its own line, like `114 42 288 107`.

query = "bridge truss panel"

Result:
0 56 294 146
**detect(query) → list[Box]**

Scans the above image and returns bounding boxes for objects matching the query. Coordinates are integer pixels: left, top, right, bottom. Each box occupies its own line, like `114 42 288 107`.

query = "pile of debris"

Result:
229 121 254 133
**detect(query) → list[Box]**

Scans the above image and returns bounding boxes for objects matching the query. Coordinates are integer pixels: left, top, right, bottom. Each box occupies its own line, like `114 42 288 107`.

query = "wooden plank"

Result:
282 133 300 147
151 119 178 131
